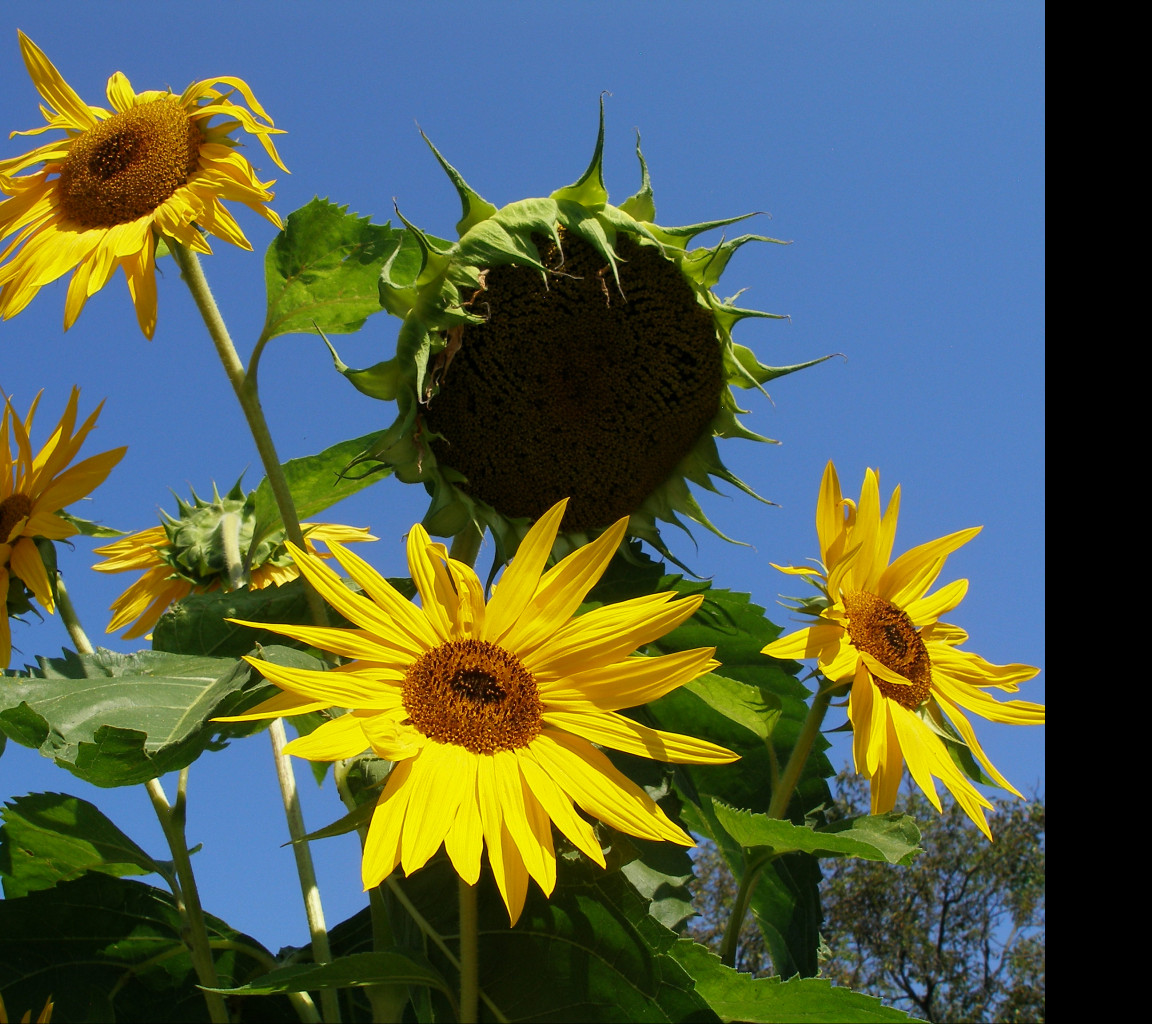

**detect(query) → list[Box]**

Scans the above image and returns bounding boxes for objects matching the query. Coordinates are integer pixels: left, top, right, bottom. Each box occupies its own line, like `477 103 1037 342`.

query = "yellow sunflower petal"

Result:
363 760 415 889
282 714 370 761
532 731 693 845
545 709 737 765
484 498 568 642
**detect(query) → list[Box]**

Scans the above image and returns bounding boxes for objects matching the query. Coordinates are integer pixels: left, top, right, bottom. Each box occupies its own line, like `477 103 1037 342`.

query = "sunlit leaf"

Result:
262 197 411 340
670 940 923 1022
0 648 274 787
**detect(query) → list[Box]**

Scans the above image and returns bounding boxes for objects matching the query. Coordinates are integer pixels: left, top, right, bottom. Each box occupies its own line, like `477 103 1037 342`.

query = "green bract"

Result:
338 103 828 566
159 480 286 590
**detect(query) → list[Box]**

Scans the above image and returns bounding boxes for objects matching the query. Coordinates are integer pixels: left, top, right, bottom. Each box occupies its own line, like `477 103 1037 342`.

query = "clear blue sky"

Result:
2 2 1044 950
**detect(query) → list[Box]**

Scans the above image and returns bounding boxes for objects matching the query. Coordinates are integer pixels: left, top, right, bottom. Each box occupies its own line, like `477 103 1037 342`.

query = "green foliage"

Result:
689 771 1045 1024
249 430 394 546
670 940 923 1023
0 792 164 898
0 648 267 786
0 874 295 1022
261 197 413 340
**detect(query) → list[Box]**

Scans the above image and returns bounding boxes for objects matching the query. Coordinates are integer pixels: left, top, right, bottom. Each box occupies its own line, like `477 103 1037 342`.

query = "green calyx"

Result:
157 480 291 590
337 99 831 568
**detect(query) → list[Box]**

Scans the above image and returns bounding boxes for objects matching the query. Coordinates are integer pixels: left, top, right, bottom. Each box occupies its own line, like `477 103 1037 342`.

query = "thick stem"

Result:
171 240 339 1022
269 718 341 1024
146 775 230 1024
168 241 329 629
767 678 835 821
54 573 94 655
458 878 479 1023
721 677 836 968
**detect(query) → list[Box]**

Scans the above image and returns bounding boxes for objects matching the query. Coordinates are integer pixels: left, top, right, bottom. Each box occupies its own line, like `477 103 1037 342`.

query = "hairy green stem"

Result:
767 679 834 820
54 573 94 655
171 240 339 1023
720 677 836 968
145 774 230 1024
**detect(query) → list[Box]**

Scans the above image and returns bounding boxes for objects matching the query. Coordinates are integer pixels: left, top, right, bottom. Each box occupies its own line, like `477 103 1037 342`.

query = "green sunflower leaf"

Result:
0 648 273 787
206 950 453 1002
249 429 391 544
670 939 924 1022
0 792 164 898
705 798 921 866
0 874 295 1022
261 197 411 340
152 576 317 657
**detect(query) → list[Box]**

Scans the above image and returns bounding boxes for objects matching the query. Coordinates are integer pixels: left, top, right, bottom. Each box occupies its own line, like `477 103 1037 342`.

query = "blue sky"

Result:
1 3 1044 950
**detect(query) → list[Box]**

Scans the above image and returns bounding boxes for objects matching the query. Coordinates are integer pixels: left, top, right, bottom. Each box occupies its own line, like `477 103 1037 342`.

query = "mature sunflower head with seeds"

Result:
336 103 827 567
0 30 286 338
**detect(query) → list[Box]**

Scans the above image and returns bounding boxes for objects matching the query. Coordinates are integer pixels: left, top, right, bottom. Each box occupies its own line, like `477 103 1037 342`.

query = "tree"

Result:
688 772 1045 1023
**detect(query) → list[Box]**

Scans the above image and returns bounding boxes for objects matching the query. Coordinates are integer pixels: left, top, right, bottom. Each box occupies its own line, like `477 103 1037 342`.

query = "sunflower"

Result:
93 480 375 639
0 992 53 1024
761 461 1044 838
218 497 737 923
0 30 286 338
2 387 125 666
337 101 827 567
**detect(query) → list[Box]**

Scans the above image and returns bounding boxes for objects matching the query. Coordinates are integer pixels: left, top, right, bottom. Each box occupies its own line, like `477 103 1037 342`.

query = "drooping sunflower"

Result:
339 102 826 566
93 480 375 639
761 461 1044 838
218 497 737 924
2 387 125 666
0 30 286 338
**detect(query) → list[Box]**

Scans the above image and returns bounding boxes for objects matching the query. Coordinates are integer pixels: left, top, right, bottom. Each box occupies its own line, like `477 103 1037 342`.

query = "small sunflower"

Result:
761 461 1044 838
218 497 737 924
2 386 125 666
93 480 375 639
342 102 825 565
0 30 286 338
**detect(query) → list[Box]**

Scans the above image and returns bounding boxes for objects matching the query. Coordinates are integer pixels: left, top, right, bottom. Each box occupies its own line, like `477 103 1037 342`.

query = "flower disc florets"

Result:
337 102 828 568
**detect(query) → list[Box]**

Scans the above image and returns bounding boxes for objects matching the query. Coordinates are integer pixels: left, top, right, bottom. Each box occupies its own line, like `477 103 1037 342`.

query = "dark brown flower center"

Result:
421 229 723 533
0 493 34 545
59 97 203 228
402 638 542 754
843 591 932 709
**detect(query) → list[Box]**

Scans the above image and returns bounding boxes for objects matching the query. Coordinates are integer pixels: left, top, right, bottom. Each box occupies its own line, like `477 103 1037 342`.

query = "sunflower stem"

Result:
170 240 340 1022
767 677 834 821
458 878 479 1023
719 678 835 968
718 848 771 969
269 717 342 1024
54 572 94 655
145 775 230 1024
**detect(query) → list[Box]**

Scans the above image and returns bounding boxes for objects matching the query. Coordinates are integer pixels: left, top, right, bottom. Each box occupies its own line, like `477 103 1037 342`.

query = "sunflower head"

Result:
337 101 827 569
217 497 737 924
93 479 375 639
2 387 124 665
761 461 1044 837
0 31 287 338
